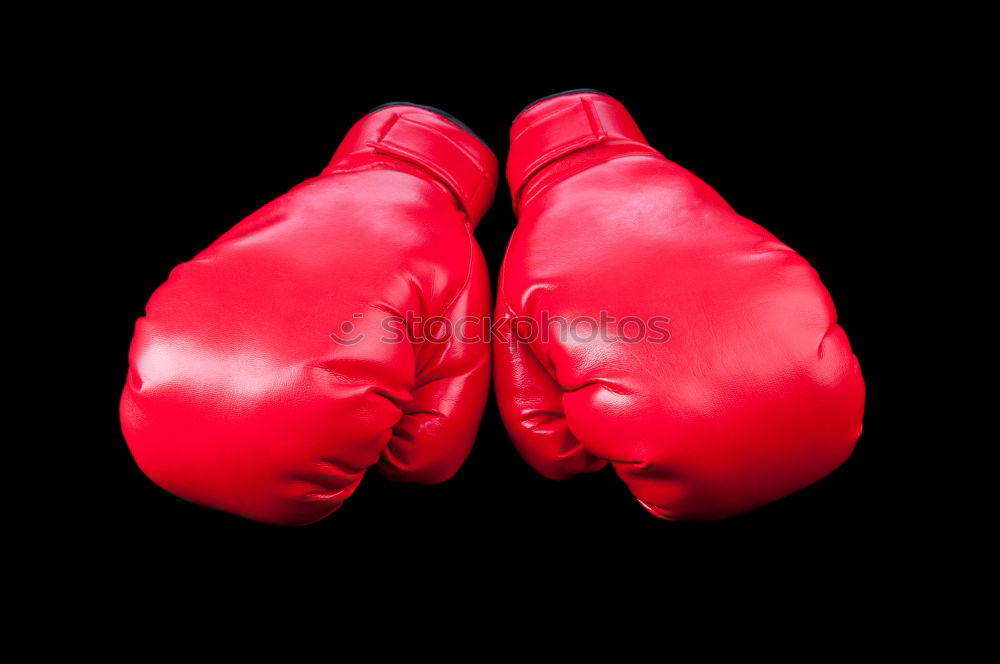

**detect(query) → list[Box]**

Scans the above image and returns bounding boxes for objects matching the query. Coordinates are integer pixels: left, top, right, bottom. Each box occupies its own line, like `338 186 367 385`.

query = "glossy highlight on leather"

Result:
495 90 865 519
120 104 498 525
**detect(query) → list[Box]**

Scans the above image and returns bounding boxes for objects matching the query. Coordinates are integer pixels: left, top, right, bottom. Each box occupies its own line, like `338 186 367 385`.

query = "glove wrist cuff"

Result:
326 104 498 227
507 90 651 213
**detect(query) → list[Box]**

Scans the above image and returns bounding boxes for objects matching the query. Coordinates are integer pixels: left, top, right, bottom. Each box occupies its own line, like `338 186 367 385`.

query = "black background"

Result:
86 45 916 576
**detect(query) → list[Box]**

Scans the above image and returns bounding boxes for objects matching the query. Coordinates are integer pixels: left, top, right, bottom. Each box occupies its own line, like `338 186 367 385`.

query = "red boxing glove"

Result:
495 90 865 519
121 103 497 525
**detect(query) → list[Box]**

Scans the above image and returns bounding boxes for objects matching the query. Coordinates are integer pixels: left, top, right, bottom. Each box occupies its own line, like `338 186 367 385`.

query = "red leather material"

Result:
121 104 497 525
495 91 865 520
507 93 648 211
328 108 496 225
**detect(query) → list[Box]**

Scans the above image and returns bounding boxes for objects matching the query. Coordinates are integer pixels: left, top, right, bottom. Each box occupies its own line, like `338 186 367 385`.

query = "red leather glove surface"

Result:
121 104 497 525
495 90 864 519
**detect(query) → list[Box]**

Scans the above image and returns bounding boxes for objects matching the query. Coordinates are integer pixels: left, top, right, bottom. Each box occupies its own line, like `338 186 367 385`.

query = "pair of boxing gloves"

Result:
120 90 865 525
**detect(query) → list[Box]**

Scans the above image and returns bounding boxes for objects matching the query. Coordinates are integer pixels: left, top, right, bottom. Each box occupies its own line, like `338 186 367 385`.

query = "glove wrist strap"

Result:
327 104 498 227
507 91 652 213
